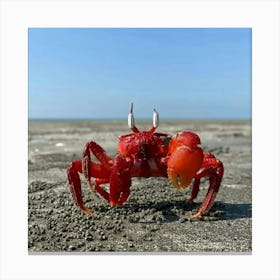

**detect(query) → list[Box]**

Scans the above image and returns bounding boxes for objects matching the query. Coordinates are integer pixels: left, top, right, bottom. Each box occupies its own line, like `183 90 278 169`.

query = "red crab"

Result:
67 104 224 220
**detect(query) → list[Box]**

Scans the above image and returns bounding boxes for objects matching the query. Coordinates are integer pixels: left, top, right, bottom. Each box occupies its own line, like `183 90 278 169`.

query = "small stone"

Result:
179 217 187 223
68 245 76 251
150 225 160 232
145 236 153 241
55 142 65 147
127 234 134 242
87 244 96 251
85 233 93 241
99 234 107 241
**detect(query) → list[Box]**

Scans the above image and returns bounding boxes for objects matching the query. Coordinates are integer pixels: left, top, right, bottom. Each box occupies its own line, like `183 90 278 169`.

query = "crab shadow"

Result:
217 202 252 221
124 200 252 222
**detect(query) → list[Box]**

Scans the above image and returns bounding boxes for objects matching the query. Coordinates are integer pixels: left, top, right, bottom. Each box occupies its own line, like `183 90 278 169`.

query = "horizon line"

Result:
28 117 251 121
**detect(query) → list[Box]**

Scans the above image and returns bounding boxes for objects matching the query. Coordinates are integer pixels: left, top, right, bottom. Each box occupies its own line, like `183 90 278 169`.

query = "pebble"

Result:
87 245 96 251
150 225 160 232
68 245 76 251
55 143 65 147
179 217 187 223
85 231 93 241
128 215 140 223
128 242 134 248
99 235 107 241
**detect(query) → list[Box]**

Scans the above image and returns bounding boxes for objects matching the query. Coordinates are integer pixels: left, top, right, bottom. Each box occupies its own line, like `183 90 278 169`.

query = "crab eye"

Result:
153 109 159 128
128 112 135 129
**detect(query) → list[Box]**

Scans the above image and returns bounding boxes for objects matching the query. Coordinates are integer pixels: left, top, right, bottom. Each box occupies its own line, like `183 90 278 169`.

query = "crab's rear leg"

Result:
82 141 113 191
190 152 224 220
67 160 111 215
67 160 92 214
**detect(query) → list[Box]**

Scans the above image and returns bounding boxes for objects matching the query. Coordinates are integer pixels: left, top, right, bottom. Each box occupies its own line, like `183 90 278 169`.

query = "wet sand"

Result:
28 119 251 253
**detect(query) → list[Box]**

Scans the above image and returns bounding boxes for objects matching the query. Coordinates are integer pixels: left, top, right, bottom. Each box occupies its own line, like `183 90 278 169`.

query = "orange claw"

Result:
167 131 203 190
168 131 201 154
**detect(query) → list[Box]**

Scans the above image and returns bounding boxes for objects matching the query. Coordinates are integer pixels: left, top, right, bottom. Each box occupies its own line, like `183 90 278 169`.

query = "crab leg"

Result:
94 176 134 206
89 154 132 206
67 161 92 215
67 160 111 215
94 178 110 201
190 152 224 220
187 178 200 204
109 154 132 206
82 141 113 191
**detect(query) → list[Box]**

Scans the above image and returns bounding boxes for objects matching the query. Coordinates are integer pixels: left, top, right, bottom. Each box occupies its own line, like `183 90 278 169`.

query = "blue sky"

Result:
28 28 251 119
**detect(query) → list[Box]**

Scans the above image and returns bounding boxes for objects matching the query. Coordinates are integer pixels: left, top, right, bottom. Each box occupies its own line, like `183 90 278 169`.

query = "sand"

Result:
28 119 251 253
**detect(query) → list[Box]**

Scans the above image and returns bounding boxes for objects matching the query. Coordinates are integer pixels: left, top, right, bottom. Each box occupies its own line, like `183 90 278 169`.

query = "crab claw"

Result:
167 131 203 189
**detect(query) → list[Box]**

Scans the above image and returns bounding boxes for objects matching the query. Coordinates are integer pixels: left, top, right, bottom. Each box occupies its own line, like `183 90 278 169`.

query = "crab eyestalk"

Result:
149 108 159 133
128 103 139 133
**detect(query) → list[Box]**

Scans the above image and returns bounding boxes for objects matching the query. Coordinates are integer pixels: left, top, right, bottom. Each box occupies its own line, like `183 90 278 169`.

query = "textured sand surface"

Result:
28 120 251 253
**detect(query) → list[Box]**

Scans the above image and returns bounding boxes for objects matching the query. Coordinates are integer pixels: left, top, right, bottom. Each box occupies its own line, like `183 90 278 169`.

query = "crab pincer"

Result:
167 131 204 190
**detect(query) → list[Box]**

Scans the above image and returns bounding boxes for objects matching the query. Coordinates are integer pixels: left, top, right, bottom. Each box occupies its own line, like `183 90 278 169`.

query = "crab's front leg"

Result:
109 154 132 206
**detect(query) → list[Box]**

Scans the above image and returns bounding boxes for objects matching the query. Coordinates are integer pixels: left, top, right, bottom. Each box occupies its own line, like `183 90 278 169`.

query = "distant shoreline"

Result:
28 118 251 122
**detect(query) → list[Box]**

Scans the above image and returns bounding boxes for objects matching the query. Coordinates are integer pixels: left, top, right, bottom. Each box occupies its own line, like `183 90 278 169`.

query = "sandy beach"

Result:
28 119 251 253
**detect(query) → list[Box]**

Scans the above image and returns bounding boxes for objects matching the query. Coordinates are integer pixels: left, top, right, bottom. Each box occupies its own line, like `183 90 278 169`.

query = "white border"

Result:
0 0 279 279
